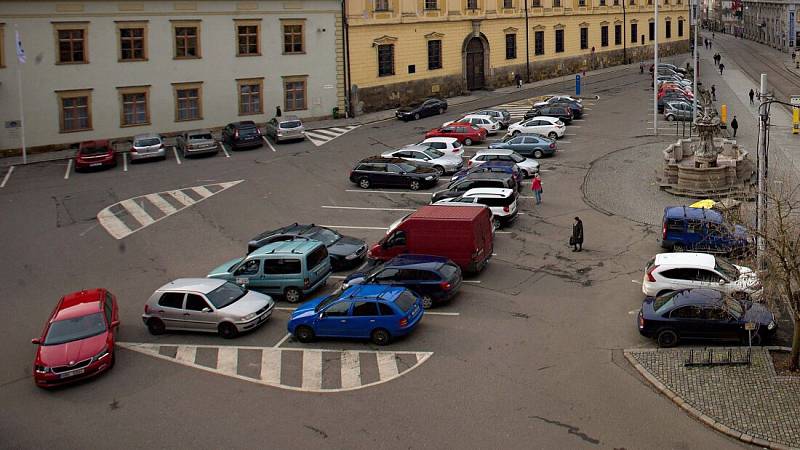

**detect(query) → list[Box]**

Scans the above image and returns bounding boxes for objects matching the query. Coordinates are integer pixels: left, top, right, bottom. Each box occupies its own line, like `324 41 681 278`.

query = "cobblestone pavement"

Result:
627 347 800 449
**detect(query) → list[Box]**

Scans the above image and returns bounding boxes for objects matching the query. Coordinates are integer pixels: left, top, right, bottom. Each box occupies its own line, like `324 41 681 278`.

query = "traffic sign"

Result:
745 322 758 331
790 95 800 106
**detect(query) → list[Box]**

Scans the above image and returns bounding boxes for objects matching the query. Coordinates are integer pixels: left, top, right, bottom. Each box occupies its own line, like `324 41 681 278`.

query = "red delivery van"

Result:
368 205 493 273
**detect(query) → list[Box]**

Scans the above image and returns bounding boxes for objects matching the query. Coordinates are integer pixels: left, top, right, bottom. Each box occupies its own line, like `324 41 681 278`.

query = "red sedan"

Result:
75 140 117 171
425 122 487 146
32 289 119 388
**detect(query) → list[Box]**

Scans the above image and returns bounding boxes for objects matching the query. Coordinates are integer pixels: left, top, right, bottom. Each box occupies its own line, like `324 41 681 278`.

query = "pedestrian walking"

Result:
570 217 584 252
749 88 755 105
719 63 725 75
514 72 522 88
275 105 282 117
640 61 644 74
531 174 543 205
731 116 739 138
711 84 716 101
792 52 796 62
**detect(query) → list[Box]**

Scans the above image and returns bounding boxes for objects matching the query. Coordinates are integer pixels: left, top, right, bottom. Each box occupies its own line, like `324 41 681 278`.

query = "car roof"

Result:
669 288 725 307
156 278 227 294
528 116 558 122
357 156 410 164
250 238 324 256
462 114 494 119
654 252 716 269
475 149 514 155
397 144 434 152
54 289 105 321
664 206 724 222
229 121 258 128
134 133 161 140
79 140 110 148
385 254 450 269
187 129 212 135
339 284 406 302
462 187 514 197
423 137 459 144
279 115 301 122
446 122 476 128
458 171 512 181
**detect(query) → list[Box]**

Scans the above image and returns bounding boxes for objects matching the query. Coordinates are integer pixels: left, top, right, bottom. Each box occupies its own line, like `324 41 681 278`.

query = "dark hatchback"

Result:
638 288 777 347
222 121 263 150
247 224 367 270
539 98 584 118
451 160 523 187
396 98 448 121
524 105 574 124
342 254 462 309
432 171 517 203
350 157 439 191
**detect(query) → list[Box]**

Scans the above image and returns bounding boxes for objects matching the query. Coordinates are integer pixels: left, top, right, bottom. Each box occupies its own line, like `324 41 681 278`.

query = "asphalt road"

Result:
0 65 747 449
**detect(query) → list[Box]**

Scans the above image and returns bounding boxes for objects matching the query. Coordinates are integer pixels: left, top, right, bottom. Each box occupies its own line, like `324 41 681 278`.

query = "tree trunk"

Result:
792 317 800 371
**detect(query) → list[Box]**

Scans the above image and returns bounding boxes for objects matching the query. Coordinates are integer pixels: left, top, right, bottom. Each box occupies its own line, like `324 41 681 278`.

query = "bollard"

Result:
720 104 728 126
794 108 799 134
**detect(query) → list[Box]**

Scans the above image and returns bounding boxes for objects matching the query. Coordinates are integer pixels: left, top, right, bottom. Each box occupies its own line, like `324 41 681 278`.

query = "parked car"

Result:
533 97 584 118
638 288 776 347
468 149 540 177
658 92 692 112
247 224 366 270
450 160 523 187
661 206 751 255
658 63 688 76
207 239 332 303
264 115 305 143
396 98 448 121
658 84 693 98
435 187 518 229
425 122 487 146
507 116 566 139
350 156 439 190
222 121 263 150
534 95 582 107
142 278 274 338
369 204 494 273
444 114 502 135
130 133 166 162
471 109 512 128
421 137 465 156
31 289 119 388
177 129 219 158
489 133 556 159
75 140 117 171
643 252 763 300
287 285 424 345
524 105 574 124
664 101 695 121
431 171 518 203
381 144 464 175
342 254 463 309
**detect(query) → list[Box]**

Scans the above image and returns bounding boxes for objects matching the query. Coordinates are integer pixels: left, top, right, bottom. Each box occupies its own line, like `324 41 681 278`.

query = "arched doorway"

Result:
465 37 485 90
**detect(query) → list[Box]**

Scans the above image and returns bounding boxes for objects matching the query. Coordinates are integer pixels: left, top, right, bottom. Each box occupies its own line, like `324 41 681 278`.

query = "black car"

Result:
524 105 574 124
248 224 367 270
222 121 263 150
350 157 439 190
541 98 584 118
638 288 777 348
431 172 517 203
396 98 448 121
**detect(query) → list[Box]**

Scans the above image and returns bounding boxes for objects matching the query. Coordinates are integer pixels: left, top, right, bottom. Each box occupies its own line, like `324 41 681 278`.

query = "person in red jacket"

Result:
531 174 543 205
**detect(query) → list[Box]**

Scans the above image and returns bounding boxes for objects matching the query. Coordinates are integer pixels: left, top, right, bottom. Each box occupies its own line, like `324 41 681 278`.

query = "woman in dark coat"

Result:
572 217 583 252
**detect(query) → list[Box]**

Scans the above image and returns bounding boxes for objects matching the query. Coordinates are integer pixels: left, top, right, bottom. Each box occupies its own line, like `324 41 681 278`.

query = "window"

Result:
173 21 200 59
352 302 379 316
117 22 147 61
378 43 394 76
532 0 541 6
158 292 185 309
687 219 703 234
323 301 351 317
235 20 261 56
282 20 304 54
615 24 622 45
234 259 261 276
467 0 478 9
118 86 150 127
374 268 400 282
378 303 395 315
505 34 516 59
503 0 513 7
555 29 564 53
631 23 638 43
57 89 92 133
580 27 588 50
666 20 672 39
601 25 609 47
54 23 88 64
237 78 263 115
425 0 438 9
670 305 702 319
283 77 307 111
534 30 544 55
173 82 202 122
614 0 619 4
104 294 113 324
649 22 655 41
428 40 442 70
578 0 585 5
552 0 560 5
185 294 210 311
678 19 684 37
264 258 302 275
307 245 329 270
600 0 606 5
375 0 390 11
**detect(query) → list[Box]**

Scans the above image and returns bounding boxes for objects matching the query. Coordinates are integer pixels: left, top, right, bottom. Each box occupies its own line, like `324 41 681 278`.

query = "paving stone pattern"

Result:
628 348 800 448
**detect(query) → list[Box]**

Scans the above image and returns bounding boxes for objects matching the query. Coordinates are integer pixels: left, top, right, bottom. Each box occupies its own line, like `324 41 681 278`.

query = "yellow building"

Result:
345 0 689 112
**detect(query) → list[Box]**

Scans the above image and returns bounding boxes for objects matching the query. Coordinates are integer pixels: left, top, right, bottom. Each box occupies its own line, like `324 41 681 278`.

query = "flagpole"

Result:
14 26 27 164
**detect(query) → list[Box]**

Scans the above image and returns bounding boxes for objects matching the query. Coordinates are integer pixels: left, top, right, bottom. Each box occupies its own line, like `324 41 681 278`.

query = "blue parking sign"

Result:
575 74 582 96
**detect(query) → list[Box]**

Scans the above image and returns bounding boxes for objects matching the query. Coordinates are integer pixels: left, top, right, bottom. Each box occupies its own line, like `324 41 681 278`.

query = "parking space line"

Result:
221 143 231 158
275 306 296 311
0 166 14 188
64 159 72 179
302 350 323 390
176 346 196 364
273 332 292 348
166 190 196 207
425 312 460 316
330 275 347 280
322 205 416 212
376 352 399 379
345 189 430 196
319 225 388 231
263 136 277 152
217 347 238 375
260 348 282 383
568 125 582 128
340 351 362 389
462 280 481 284
558 141 572 144
172 147 182 165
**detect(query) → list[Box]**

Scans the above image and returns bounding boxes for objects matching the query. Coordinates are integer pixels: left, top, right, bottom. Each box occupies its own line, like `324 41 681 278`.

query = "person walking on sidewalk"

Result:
749 88 755 105
275 105 282 117
514 72 522 88
531 174 543 205
640 61 644 74
711 84 716 100
731 116 739 138
719 63 725 75
571 217 584 252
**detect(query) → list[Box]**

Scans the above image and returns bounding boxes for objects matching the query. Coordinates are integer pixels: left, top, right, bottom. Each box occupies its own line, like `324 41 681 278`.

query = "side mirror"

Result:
202 307 212 313
719 279 726 285
318 313 325 320
381 241 389 249
111 320 120 328
31 338 40 345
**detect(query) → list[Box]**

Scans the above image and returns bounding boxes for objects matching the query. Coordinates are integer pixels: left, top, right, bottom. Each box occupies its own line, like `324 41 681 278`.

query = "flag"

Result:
15 30 26 64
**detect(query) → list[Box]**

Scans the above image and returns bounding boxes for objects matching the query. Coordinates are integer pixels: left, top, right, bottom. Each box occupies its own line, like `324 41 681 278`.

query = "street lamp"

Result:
524 0 531 82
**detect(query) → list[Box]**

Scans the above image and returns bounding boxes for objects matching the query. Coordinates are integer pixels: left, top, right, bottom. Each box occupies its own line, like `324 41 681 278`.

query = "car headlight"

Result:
35 365 51 374
345 253 360 260
768 321 776 330
92 346 110 362
425 176 434 180
241 312 257 321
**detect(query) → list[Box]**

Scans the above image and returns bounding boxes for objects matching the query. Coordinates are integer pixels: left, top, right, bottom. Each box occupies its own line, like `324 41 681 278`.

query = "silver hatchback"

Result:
130 133 166 161
265 115 305 143
142 278 275 338
177 129 219 157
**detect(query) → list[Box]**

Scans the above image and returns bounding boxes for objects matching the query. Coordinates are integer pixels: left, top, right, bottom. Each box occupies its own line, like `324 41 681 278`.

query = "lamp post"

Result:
654 0 659 135
525 0 531 82
623 0 628 63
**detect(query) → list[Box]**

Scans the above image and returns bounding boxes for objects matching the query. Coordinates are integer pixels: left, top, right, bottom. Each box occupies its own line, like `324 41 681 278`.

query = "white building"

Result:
743 0 799 51
0 0 345 152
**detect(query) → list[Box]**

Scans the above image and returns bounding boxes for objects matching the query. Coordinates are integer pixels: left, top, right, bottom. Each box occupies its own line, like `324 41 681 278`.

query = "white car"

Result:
507 116 566 140
534 95 582 107
444 114 501 135
643 253 763 300
421 137 464 157
381 144 464 175
468 149 539 177
435 187 518 229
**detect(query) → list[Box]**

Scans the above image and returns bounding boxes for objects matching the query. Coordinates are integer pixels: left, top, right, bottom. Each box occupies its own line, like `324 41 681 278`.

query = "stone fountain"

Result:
659 87 755 199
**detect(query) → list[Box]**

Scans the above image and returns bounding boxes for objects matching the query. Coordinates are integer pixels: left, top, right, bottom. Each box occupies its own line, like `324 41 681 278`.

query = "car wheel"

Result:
464 138 474 146
512 130 521 137
433 166 445 176
666 115 675 121
548 131 558 139
218 322 239 339
414 113 420 120
410 180 421 191
285 287 302 303
146 318 166 335
371 328 391 346
358 177 371 189
656 329 679 348
421 295 434 309
672 243 685 252
533 150 544 159
295 325 315 343
492 217 502 230
438 107 445 115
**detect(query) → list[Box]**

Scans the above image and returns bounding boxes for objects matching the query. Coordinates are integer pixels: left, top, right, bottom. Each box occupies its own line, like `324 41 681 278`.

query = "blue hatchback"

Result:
450 160 523 187
287 285 424 345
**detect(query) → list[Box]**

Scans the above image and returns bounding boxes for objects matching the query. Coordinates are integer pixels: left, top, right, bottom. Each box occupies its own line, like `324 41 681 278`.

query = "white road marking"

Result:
329 275 347 280
123 153 128 172
345 189 431 196
192 186 214 198
628 309 641 315
260 348 282 383
217 347 239 375
322 205 417 212
79 222 99 237
302 350 323 390
275 306 297 311
583 107 593 110
631 279 642 284
462 280 481 284
263 136 277 152
273 333 292 348
568 125 582 128
176 346 197 364
166 190 196 207
425 311 460 316
96 208 133 239
0 166 14 188
339 351 362 389
376 352 399 379
172 147 182 164
221 143 231 158
145 193 178 215
496 231 511 234
64 159 72 179
558 141 572 144
120 199 155 227
318 225 388 231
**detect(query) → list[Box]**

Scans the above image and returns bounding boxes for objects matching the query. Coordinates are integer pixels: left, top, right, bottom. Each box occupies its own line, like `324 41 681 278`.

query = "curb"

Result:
623 348 798 450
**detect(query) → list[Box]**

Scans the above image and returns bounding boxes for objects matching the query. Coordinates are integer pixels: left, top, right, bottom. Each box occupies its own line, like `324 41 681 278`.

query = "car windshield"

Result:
135 138 160 147
397 162 418 172
314 295 339 313
206 282 247 309
190 133 213 140
714 257 740 280
653 291 680 315
724 297 745 319
43 312 107 345
279 121 302 129
394 291 417 312
307 227 340 246
510 154 525 163
439 263 459 279
423 149 444 159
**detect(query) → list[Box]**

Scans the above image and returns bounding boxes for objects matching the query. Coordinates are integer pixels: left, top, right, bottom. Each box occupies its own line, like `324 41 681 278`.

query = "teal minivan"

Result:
208 239 332 303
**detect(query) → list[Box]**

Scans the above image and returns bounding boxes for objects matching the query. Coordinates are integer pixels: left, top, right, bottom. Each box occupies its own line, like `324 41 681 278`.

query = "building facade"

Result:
742 0 799 51
0 0 344 152
345 0 690 112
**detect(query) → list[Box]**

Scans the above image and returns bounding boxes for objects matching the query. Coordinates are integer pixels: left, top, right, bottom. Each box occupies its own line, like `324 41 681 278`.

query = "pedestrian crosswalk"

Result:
118 342 433 392
96 180 244 239
304 125 361 147
492 99 536 123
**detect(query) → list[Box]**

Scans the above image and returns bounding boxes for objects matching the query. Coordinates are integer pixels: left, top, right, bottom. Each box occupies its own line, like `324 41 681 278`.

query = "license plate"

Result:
59 368 85 378
90 163 102 167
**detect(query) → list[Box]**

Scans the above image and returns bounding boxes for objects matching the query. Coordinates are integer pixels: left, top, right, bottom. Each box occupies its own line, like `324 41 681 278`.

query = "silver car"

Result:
265 115 305 143
130 133 166 161
664 101 695 121
472 109 512 128
142 278 275 338
381 144 464 175
177 129 219 157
